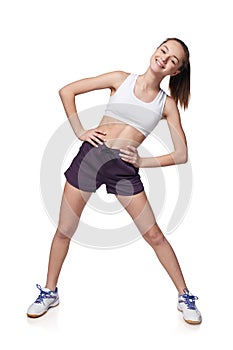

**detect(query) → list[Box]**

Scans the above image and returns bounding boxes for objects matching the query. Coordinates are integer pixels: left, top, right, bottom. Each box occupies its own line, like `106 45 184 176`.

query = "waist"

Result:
97 115 145 149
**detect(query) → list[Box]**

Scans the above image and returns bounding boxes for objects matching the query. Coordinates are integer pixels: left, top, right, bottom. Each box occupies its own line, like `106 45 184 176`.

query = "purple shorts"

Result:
64 141 144 196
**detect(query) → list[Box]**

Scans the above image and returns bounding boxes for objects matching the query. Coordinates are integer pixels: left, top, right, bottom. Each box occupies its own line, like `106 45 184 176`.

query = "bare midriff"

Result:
97 115 146 149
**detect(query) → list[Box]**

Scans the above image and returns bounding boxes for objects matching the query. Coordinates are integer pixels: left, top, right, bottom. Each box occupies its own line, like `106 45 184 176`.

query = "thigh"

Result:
58 181 92 237
115 191 157 235
64 141 104 192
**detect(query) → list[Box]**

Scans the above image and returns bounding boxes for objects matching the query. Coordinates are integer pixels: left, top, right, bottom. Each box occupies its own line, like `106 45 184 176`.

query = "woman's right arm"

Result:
59 71 127 147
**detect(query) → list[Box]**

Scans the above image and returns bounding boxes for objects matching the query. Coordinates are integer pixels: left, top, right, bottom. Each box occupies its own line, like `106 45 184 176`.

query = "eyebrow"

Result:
163 45 180 62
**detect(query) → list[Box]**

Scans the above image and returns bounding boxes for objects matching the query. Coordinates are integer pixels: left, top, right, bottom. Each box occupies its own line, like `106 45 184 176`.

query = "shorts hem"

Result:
106 187 144 196
64 174 96 193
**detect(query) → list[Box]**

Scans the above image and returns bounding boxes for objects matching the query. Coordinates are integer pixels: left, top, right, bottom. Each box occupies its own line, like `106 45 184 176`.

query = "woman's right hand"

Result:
78 128 107 147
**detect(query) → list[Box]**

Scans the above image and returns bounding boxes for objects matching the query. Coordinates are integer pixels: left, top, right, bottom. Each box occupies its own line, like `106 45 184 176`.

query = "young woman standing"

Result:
27 38 202 325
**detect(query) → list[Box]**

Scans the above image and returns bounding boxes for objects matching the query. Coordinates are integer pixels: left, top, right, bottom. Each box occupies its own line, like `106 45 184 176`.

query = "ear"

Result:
171 69 181 77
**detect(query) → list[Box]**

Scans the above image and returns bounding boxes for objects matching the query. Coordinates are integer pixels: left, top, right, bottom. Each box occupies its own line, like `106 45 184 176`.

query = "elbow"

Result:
58 85 74 98
173 150 188 164
58 87 67 97
179 154 188 164
58 87 75 104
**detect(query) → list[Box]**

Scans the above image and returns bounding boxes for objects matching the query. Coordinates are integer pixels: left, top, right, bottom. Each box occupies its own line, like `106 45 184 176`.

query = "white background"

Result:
1 0 232 349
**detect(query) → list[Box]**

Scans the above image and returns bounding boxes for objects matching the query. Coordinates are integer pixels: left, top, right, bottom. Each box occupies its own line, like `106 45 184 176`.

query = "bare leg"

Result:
45 181 92 290
116 191 187 294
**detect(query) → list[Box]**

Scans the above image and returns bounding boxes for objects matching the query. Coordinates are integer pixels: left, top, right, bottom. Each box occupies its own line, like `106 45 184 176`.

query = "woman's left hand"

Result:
119 145 141 168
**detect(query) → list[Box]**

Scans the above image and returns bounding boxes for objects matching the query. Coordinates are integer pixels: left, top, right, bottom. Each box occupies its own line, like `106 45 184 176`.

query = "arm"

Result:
59 71 128 146
120 97 188 167
139 97 188 167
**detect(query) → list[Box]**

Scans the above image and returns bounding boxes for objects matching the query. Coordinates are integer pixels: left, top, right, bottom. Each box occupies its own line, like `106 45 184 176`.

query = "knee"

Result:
57 217 79 239
143 225 165 246
55 226 73 240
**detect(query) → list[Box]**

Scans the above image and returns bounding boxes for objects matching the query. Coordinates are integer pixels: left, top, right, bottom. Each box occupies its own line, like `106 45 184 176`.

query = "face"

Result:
150 40 186 77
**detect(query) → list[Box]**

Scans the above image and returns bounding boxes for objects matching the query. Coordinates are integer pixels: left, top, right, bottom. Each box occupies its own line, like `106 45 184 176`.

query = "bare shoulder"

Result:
162 95 180 120
94 70 129 85
59 70 130 96
108 70 131 92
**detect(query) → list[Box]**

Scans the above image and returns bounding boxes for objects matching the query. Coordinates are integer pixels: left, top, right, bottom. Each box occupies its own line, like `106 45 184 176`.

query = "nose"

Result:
161 55 168 63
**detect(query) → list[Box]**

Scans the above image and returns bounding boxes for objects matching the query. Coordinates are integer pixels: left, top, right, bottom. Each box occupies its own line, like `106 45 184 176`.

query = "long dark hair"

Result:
159 38 190 110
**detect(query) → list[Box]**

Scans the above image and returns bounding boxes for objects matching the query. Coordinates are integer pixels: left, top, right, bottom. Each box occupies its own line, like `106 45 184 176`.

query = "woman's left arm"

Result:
120 97 188 168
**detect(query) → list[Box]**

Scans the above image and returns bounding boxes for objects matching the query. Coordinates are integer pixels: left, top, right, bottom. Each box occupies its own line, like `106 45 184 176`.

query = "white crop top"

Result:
104 73 167 137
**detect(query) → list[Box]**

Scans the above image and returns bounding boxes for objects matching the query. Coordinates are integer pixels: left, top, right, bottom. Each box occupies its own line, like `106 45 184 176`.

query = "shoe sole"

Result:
177 307 202 325
27 302 59 319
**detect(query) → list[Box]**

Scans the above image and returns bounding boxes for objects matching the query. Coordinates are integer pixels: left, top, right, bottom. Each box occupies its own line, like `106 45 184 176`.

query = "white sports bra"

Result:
104 73 167 137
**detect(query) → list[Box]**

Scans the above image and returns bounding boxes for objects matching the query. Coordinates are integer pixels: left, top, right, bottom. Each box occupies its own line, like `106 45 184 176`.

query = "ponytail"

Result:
160 38 191 110
169 60 190 110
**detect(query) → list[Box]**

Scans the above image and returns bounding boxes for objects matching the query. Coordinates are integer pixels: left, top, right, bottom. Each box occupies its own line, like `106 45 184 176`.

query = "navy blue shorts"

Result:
64 141 144 196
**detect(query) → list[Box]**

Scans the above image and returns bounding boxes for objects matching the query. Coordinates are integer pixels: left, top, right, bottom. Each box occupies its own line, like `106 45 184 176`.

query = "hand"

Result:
119 145 141 168
78 128 107 147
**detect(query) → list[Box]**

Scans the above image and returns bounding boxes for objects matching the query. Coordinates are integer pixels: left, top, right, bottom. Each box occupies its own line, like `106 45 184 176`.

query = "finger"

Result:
91 135 105 145
120 157 132 163
95 136 107 142
126 145 136 151
87 138 99 147
95 130 107 135
93 132 107 142
119 153 134 162
119 153 128 158
119 148 130 155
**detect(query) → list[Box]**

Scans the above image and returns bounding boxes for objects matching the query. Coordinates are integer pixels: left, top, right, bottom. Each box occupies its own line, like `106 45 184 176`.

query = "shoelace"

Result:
182 294 198 310
35 284 55 304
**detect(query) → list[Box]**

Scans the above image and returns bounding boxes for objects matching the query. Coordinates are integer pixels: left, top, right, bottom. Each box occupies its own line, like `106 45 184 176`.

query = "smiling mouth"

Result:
155 59 165 69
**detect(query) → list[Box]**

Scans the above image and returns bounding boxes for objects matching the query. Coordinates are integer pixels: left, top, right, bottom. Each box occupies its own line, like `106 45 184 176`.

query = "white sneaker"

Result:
27 284 59 318
177 289 202 325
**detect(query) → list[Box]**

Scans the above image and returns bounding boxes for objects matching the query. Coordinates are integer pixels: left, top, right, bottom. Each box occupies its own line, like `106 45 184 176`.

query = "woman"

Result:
27 38 202 324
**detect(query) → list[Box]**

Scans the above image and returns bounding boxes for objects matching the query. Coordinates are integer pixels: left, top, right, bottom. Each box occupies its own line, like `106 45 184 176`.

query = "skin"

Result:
45 40 189 296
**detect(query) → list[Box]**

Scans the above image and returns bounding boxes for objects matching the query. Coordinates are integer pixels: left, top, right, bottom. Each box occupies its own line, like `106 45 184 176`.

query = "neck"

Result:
140 67 164 90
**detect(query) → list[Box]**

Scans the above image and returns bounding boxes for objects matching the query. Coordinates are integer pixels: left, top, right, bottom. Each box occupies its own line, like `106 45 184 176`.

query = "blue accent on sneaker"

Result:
181 293 198 310
35 284 57 304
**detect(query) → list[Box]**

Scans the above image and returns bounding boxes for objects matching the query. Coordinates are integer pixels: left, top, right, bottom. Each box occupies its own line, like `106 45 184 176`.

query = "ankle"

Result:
178 287 189 296
45 284 57 292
